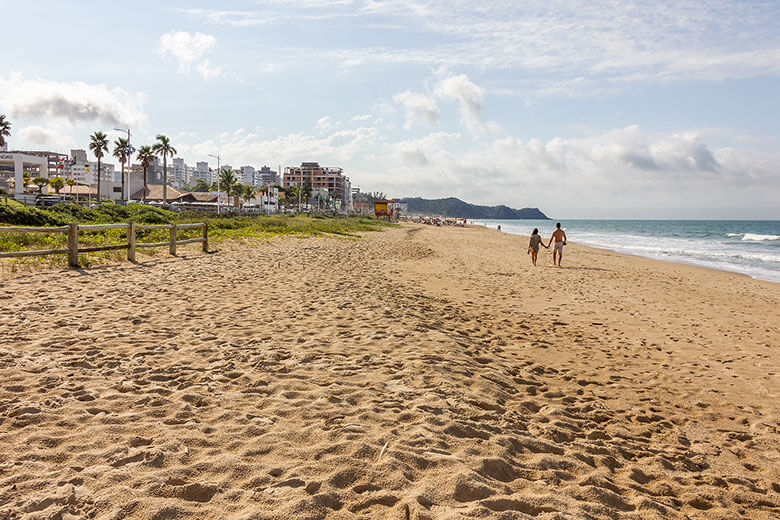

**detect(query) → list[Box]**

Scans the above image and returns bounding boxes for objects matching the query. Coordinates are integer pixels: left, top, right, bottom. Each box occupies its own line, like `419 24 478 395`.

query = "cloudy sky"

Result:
2 0 779 218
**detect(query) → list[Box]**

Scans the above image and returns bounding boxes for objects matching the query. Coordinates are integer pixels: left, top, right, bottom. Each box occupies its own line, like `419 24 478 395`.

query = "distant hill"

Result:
402 197 549 220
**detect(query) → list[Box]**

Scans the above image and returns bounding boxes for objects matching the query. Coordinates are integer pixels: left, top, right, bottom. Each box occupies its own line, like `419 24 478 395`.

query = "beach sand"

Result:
0 223 778 519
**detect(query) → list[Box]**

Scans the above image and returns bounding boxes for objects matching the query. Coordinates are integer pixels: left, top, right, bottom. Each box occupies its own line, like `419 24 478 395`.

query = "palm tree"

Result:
218 167 238 207
0 114 10 149
152 134 176 204
287 185 303 212
241 184 255 207
89 131 109 203
136 145 154 202
112 137 133 200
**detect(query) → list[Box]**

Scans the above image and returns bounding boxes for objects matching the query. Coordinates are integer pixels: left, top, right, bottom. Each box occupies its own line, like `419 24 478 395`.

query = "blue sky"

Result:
2 0 779 218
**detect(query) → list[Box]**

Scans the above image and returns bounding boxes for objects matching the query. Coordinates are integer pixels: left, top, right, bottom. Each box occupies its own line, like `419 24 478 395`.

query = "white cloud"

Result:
434 74 499 135
178 125 383 169
394 74 500 135
172 121 778 218
392 131 460 166
317 116 339 131
18 125 62 147
196 61 222 80
0 74 146 127
159 31 221 79
393 91 439 129
191 2 780 96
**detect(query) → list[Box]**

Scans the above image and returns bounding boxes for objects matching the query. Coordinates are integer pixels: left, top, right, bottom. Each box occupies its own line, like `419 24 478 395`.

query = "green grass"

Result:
184 214 394 241
0 206 395 270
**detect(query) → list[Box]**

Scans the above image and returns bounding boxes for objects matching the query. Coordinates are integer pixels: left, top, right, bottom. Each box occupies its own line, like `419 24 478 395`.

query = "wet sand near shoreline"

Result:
0 224 778 519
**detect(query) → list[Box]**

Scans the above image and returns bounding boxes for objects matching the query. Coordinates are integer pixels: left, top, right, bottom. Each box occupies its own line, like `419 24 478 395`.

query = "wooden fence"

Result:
0 222 208 268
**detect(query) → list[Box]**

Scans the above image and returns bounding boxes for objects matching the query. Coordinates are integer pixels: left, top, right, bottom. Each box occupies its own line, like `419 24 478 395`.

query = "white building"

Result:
240 165 255 185
0 151 49 200
186 165 197 185
195 161 212 184
255 165 279 186
172 157 186 187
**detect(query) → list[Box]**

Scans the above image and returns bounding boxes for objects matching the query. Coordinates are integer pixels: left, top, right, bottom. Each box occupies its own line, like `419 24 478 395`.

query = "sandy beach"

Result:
0 223 778 519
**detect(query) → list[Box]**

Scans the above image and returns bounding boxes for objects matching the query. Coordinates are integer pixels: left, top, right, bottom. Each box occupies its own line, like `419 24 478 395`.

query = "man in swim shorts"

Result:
547 222 567 266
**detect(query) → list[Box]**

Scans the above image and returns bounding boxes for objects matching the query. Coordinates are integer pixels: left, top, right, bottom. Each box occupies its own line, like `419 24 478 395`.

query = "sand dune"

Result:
0 224 778 519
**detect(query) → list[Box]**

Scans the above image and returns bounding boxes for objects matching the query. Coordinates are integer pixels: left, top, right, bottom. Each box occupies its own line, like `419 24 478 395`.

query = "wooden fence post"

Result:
128 221 136 262
169 223 177 256
202 223 208 253
67 222 79 268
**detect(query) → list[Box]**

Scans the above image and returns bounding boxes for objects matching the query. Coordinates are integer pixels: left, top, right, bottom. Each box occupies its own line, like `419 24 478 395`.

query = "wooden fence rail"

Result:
0 221 208 268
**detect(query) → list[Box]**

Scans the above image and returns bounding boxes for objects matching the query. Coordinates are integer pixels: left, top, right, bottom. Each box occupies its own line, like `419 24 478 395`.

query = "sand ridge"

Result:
0 224 778 519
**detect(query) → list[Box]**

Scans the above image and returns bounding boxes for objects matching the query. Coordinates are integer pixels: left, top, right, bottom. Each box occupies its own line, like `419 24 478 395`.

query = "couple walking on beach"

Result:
528 223 567 266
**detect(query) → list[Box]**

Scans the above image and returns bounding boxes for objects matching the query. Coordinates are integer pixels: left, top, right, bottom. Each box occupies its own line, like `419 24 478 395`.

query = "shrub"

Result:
50 202 176 224
0 204 73 227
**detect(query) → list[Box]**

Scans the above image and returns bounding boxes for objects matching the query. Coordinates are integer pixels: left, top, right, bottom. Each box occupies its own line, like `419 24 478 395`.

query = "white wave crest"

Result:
741 233 780 241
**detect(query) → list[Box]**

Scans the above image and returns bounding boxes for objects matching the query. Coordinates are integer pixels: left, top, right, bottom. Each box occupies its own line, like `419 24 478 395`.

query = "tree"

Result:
218 167 238 207
0 114 10 149
152 134 176 204
303 177 312 208
89 131 109 203
365 191 386 207
49 176 65 194
113 136 133 200
329 186 341 213
136 145 154 202
65 178 77 202
241 184 255 206
286 186 303 211
33 176 49 194
191 178 211 192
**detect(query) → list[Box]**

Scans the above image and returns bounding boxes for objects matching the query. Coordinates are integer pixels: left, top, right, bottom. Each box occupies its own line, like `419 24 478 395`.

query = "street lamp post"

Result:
208 153 221 215
114 127 132 201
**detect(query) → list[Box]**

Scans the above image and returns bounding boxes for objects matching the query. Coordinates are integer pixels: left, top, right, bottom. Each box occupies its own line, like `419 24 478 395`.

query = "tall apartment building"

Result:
255 165 279 186
146 157 162 184
240 165 256 186
283 162 351 210
172 157 186 187
186 165 197 185
89 162 115 186
194 161 212 184
64 149 90 184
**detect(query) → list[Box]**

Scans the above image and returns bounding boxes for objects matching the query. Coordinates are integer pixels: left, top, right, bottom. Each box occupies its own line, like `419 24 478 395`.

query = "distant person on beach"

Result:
497 225 501 231
547 223 567 266
527 228 548 266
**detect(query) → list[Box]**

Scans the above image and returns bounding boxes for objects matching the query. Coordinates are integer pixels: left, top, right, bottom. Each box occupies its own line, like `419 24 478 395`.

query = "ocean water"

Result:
470 219 780 283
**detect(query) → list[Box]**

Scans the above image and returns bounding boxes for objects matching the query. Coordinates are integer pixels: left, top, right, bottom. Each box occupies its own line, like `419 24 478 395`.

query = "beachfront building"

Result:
283 162 351 212
172 158 187 187
240 166 256 186
195 161 212 184
57 149 91 187
0 150 51 200
261 187 280 212
147 157 163 184
351 187 370 215
255 165 279 187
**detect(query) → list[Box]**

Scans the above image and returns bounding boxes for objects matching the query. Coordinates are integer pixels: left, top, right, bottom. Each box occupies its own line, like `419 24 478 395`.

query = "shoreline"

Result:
1 223 778 518
468 219 780 284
